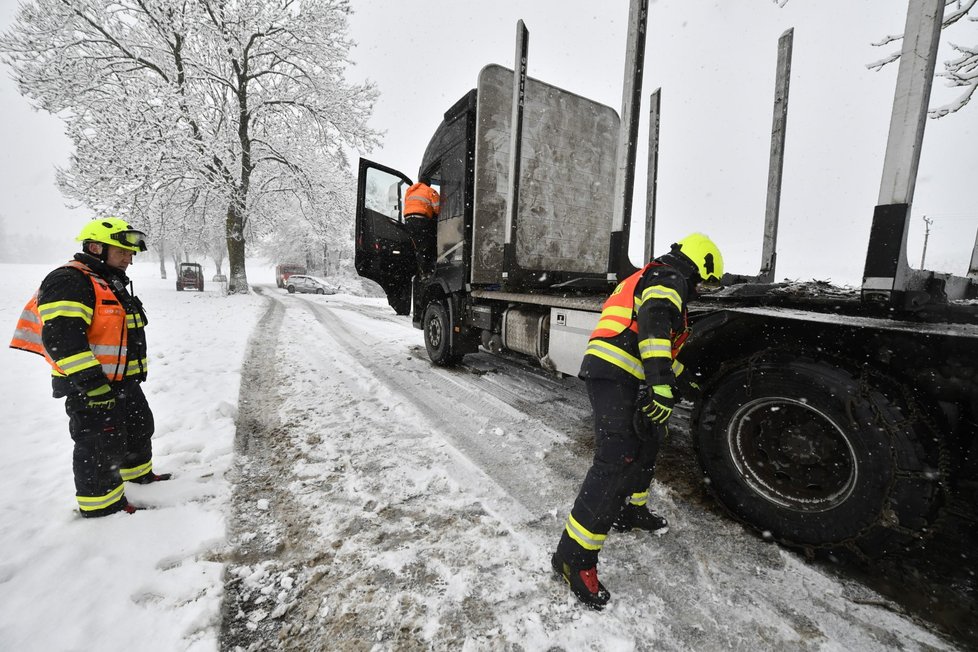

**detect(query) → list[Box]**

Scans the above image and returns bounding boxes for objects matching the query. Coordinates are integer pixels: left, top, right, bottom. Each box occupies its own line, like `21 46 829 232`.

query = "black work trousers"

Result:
65 380 155 516
404 215 436 273
556 377 664 568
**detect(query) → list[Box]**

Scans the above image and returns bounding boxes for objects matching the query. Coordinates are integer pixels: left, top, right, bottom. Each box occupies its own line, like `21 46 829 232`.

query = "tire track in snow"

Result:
299 298 592 524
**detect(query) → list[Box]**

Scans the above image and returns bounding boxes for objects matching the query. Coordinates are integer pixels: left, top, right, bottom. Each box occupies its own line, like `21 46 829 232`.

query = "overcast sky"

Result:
2 0 976 285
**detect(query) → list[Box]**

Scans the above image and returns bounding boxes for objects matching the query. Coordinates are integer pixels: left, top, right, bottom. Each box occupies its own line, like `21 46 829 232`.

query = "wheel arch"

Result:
416 280 478 360
684 309 976 432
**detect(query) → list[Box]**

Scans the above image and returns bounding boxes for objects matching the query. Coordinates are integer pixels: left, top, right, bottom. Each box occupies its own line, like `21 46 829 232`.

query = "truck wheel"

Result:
423 301 462 366
176 282 183 291
693 352 946 557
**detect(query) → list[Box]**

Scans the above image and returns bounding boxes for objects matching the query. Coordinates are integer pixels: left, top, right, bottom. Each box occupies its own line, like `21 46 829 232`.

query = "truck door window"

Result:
365 167 408 223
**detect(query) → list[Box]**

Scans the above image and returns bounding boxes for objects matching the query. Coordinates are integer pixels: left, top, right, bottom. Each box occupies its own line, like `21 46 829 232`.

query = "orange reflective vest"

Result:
585 263 689 381
590 264 652 340
404 182 440 219
10 260 134 381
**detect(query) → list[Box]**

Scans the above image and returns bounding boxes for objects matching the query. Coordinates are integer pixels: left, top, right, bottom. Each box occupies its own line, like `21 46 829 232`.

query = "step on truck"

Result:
354 0 978 558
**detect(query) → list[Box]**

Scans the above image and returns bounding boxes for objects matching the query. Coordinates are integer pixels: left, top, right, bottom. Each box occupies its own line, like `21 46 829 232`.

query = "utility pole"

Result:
920 214 933 268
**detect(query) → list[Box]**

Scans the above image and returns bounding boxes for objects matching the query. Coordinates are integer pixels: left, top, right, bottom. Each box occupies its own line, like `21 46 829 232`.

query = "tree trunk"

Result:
212 247 225 278
227 71 253 294
226 202 249 293
158 239 167 279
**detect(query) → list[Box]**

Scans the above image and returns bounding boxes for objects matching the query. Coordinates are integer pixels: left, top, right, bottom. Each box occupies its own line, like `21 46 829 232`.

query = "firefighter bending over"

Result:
551 233 724 609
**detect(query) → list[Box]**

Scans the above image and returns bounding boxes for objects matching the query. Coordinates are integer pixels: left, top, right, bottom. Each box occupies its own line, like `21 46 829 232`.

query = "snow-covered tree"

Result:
256 156 356 277
0 0 379 293
775 0 976 117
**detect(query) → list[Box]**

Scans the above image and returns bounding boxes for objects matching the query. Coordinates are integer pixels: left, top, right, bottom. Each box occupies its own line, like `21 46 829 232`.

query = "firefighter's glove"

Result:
86 397 117 411
85 385 117 411
641 385 674 424
675 369 702 403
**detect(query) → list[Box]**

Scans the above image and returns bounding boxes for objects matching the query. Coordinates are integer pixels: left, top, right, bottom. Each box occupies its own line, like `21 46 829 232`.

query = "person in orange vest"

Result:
403 180 440 273
10 217 169 518
551 233 724 609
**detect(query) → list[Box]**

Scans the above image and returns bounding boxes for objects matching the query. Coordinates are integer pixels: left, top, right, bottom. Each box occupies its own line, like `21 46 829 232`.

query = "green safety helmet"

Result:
674 233 723 284
76 217 148 253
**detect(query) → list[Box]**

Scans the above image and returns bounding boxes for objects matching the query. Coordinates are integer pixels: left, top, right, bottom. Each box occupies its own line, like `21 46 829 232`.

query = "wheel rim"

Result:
726 397 857 513
426 311 444 350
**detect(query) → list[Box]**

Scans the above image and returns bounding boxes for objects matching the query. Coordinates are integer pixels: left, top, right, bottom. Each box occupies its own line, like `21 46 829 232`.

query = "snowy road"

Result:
219 287 960 651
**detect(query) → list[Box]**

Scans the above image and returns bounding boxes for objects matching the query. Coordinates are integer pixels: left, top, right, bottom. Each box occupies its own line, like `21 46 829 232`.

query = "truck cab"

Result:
356 65 627 367
355 91 472 319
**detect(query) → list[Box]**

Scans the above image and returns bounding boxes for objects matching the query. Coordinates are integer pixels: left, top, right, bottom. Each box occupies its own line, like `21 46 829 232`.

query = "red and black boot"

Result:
551 552 611 610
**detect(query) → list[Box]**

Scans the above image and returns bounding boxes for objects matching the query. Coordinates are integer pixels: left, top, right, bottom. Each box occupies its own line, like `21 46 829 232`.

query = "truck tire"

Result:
693 351 946 558
423 301 462 366
287 285 296 294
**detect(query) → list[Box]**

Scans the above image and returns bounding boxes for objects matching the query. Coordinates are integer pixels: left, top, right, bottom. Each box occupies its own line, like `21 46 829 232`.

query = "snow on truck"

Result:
354 0 977 558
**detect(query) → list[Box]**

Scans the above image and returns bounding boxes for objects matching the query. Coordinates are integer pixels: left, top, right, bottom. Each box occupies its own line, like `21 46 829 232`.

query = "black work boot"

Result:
129 472 173 484
551 552 611 610
612 503 669 535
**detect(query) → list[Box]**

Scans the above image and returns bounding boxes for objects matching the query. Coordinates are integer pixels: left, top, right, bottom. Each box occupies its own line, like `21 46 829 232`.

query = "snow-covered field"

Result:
0 260 268 650
0 259 963 651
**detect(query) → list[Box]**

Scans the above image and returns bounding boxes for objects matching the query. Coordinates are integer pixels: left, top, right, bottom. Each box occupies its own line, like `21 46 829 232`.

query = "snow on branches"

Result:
775 0 976 118
0 0 379 292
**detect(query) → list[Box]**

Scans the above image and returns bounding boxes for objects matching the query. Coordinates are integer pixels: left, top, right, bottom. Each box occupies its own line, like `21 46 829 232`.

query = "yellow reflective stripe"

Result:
86 384 112 397
672 360 685 376
639 285 682 312
126 314 145 329
627 491 649 506
77 483 125 511
638 338 672 360
602 306 633 319
565 514 607 551
585 340 645 380
125 358 147 375
56 350 101 375
120 461 152 482
37 300 93 324
595 318 625 332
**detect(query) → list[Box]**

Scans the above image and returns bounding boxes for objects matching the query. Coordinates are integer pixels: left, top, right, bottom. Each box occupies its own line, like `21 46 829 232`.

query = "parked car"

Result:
285 275 335 295
275 263 306 288
176 262 204 291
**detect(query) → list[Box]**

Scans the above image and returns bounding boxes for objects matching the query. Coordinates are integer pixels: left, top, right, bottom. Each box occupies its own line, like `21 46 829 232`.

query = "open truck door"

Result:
355 158 417 315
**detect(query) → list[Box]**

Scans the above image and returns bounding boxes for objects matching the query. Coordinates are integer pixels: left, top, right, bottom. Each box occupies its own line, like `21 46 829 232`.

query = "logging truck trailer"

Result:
354 0 978 557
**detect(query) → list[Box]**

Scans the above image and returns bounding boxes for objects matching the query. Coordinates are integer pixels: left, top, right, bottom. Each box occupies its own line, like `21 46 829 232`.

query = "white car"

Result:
285 275 335 295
